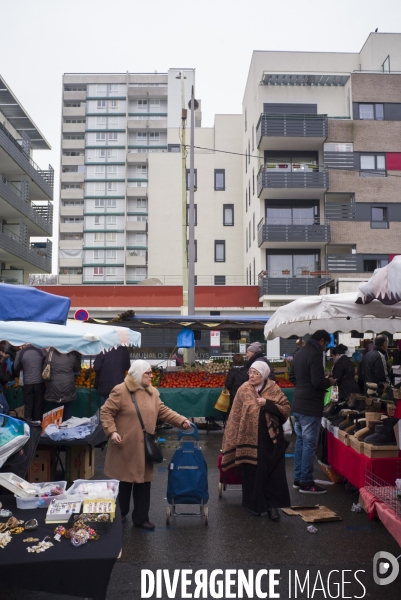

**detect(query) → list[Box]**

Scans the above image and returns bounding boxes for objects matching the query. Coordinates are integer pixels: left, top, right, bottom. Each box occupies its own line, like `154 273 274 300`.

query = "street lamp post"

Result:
187 85 197 364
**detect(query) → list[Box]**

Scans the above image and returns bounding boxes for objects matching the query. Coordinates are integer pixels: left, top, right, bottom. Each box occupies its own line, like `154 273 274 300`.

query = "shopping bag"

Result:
330 386 339 402
323 387 332 406
214 388 230 412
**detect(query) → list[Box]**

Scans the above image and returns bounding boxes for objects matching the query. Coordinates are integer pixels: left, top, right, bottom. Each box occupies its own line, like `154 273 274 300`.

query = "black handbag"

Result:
131 393 163 464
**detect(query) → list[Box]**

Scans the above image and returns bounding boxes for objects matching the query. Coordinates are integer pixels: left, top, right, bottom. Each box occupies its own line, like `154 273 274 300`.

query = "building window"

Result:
106 215 117 225
214 240 226 262
245 189 248 212
186 204 198 226
252 125 254 151
249 222 251 247
149 99 160 108
245 148 247 173
109 116 119 127
94 267 104 276
94 250 104 260
186 240 197 262
110 100 118 109
108 132 118 141
214 276 226 286
109 84 118 93
95 149 106 158
138 100 148 110
94 233 104 243
245 228 248 252
248 181 251 206
371 207 388 229
360 154 386 176
94 216 104 226
95 182 105 191
106 250 116 259
107 165 117 175
107 149 118 158
106 267 116 276
214 169 225 191
96 132 106 142
149 132 160 143
97 100 106 109
358 104 384 120
96 116 106 125
95 165 105 174
364 258 388 271
168 144 181 152
106 232 116 242
136 198 147 210
107 198 117 207
267 252 320 278
253 258 256 285
186 169 197 190
107 182 117 192
223 204 234 226
95 199 105 208
96 84 107 94
248 140 250 164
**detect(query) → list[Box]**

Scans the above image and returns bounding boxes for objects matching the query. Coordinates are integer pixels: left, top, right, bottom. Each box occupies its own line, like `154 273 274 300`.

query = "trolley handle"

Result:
178 422 199 441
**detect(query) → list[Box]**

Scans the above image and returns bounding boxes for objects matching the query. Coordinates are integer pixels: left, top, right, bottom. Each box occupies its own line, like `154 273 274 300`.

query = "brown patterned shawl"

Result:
221 380 291 471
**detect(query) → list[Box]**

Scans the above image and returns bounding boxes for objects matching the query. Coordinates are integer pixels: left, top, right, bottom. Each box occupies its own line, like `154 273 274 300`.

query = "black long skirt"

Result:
242 410 290 513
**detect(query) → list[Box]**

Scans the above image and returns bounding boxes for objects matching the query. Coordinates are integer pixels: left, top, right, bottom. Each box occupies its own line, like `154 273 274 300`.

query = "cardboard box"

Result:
338 429 350 446
363 443 399 458
349 436 365 454
391 387 401 400
28 448 56 483
65 446 95 481
42 406 64 432
10 405 25 418
282 505 341 523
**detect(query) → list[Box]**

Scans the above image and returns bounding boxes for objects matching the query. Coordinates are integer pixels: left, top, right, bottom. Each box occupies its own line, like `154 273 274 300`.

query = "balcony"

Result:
126 220 147 232
59 257 83 268
62 156 85 167
62 139 85 150
60 223 84 233
0 226 52 272
128 86 168 98
0 121 54 200
63 107 86 118
59 239 83 250
62 123 86 134
258 273 331 297
0 174 53 236
257 113 328 151
257 163 328 200
127 119 167 130
127 151 149 164
127 186 148 198
60 205 84 217
61 172 85 184
327 254 358 272
58 274 83 285
64 91 86 102
126 252 147 266
257 218 330 248
60 188 84 200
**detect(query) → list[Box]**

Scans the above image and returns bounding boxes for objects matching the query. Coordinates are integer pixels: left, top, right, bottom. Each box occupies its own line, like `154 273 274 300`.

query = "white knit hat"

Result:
250 360 270 381
128 359 152 385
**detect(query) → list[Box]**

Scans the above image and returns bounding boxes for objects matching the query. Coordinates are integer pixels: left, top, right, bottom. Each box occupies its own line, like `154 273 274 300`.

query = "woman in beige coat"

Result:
100 359 191 529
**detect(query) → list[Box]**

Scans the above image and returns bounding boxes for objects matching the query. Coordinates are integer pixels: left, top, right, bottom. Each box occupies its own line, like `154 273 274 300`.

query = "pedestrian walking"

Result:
221 361 291 521
290 330 335 495
100 359 191 529
14 344 46 421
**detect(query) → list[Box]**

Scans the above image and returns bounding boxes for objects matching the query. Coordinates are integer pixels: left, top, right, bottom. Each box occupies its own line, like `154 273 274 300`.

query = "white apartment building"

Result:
0 75 53 284
243 32 401 308
60 69 208 285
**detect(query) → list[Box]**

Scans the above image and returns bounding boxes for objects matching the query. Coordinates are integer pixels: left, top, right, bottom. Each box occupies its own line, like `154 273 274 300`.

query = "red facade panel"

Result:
386 153 401 170
37 286 261 309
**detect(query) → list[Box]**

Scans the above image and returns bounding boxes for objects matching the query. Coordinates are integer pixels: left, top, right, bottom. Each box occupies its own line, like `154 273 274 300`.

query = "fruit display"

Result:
157 371 227 389
181 359 231 374
275 376 294 389
74 366 96 388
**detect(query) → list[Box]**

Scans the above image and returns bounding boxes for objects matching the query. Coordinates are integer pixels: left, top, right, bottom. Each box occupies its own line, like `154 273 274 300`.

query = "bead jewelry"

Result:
53 525 66 542
9 527 24 534
23 537 39 543
0 509 13 517
70 529 89 547
26 537 53 553
0 531 12 548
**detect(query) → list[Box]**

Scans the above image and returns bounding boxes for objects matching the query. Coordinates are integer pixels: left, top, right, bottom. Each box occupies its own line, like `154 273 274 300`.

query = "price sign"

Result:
210 331 220 347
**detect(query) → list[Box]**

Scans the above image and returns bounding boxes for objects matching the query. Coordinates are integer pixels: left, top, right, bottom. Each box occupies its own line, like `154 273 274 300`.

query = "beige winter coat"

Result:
100 374 186 483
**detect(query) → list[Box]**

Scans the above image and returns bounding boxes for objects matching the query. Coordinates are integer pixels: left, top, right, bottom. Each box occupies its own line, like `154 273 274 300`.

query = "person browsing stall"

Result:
100 359 191 530
221 361 291 521
330 344 359 403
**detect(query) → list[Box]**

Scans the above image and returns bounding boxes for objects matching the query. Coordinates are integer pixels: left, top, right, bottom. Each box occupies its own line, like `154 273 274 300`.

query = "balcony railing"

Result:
258 273 331 297
327 254 358 272
0 225 52 272
257 218 330 246
0 174 53 235
257 113 328 146
325 202 356 220
0 121 54 198
257 163 328 195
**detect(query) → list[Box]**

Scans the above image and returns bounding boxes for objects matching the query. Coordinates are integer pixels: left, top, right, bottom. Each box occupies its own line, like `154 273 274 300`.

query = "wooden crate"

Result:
338 429 350 446
349 436 364 454
363 443 399 458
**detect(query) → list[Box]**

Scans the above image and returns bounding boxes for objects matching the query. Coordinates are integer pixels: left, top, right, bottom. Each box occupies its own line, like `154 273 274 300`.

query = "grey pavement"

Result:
4 428 401 599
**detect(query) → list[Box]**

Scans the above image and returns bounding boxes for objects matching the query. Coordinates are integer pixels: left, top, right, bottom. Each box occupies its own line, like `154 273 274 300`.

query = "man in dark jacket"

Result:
360 335 391 396
94 346 131 405
290 330 335 495
224 354 247 407
14 344 46 421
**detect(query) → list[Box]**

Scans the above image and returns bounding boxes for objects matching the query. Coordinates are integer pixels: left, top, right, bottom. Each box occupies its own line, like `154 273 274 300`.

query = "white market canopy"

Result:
264 292 401 340
0 320 141 355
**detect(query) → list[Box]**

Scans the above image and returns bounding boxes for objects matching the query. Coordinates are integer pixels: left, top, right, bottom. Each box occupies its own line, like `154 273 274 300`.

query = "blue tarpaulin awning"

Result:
0 283 70 325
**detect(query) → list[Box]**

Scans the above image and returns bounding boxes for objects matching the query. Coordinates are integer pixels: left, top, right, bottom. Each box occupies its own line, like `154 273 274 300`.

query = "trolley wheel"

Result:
204 506 209 526
218 482 223 498
166 506 171 526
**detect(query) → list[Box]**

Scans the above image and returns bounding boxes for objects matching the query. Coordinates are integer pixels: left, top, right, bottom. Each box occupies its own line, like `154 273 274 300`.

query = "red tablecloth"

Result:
327 431 401 489
359 487 401 546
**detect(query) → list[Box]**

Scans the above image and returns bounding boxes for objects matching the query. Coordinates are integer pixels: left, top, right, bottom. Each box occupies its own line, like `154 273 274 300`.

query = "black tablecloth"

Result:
39 420 107 448
0 495 122 600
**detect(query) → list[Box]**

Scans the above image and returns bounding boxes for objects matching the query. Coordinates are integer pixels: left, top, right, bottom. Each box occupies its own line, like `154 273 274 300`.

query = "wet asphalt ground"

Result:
4 428 401 600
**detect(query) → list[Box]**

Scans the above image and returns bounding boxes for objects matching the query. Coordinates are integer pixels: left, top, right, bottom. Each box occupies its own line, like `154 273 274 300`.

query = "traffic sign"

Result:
74 309 89 321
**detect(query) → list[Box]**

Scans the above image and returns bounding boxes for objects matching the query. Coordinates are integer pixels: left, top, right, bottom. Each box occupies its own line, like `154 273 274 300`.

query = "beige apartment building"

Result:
0 75 53 284
244 32 401 307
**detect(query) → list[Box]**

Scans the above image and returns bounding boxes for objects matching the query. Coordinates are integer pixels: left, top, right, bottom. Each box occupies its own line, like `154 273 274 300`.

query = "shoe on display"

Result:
134 521 155 530
267 508 280 521
299 484 328 495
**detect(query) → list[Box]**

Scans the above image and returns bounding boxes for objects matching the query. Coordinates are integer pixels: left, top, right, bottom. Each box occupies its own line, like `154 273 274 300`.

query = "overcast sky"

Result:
1 0 400 271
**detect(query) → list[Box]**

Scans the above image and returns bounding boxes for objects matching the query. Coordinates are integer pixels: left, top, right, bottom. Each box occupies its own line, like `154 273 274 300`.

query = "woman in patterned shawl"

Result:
221 360 291 521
